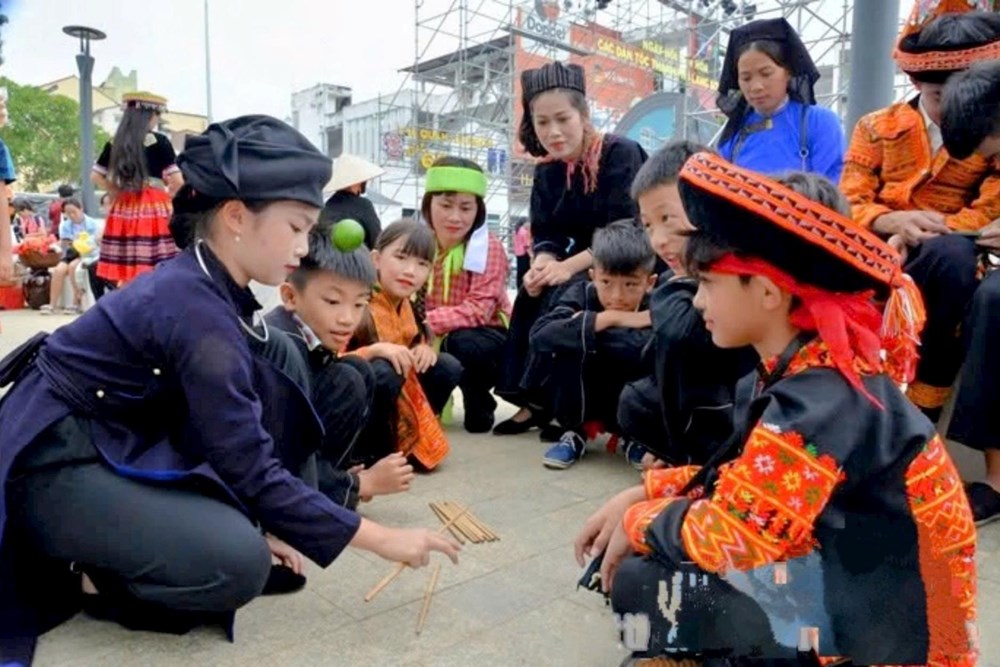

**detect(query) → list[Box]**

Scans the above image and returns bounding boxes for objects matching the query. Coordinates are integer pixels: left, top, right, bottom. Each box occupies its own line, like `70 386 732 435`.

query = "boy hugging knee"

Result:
522 220 657 470
618 141 758 471
264 227 414 509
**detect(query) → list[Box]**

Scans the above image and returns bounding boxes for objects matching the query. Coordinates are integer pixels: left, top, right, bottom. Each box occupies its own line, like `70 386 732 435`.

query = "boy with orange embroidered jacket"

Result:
578 154 977 665
841 6 1000 419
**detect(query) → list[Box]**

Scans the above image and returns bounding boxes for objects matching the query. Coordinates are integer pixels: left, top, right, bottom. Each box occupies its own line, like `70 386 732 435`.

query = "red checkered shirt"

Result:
426 233 512 336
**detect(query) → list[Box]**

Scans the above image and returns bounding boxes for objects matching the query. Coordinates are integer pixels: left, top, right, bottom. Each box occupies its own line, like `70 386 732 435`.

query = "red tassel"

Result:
881 273 927 387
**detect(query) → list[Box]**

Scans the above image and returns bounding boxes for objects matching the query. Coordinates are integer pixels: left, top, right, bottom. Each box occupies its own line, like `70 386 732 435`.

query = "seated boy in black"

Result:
265 227 414 508
522 220 657 470
618 141 758 468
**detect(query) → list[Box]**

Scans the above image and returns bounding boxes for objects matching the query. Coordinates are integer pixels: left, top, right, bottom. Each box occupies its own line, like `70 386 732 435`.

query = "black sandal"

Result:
493 409 548 436
965 481 1000 526
261 564 307 595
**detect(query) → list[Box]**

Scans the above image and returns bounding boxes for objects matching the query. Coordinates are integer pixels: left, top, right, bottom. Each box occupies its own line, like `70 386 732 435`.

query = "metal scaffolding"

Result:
377 0 858 245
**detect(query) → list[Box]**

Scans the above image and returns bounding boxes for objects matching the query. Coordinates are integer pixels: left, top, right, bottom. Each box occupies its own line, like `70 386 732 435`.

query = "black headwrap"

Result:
942 60 1000 159
716 18 820 146
171 115 332 248
178 115 330 206
518 62 587 157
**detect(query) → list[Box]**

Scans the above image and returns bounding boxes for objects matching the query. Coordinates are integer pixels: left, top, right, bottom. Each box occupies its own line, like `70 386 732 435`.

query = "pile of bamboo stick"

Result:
362 502 500 636
429 501 499 544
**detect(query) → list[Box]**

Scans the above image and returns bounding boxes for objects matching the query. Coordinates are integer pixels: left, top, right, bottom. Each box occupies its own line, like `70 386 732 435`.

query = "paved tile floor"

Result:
0 310 996 667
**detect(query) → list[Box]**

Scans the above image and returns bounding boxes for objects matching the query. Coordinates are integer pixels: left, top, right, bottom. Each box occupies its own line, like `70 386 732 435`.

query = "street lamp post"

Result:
204 0 213 122
62 25 106 216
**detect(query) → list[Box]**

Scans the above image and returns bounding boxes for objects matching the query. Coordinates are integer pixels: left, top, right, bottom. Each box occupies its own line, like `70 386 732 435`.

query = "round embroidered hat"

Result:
894 9 1000 81
121 91 168 112
678 152 903 295
678 152 926 389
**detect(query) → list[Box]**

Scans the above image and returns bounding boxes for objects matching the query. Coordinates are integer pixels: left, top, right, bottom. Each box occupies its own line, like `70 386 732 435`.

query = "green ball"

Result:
330 219 366 252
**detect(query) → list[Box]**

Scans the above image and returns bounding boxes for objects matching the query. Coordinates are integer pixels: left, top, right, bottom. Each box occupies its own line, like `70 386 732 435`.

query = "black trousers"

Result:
618 376 667 453
7 417 271 620
86 261 115 301
542 349 645 434
496 273 588 408
948 267 1000 451
440 326 506 421
3 329 324 637
904 235 979 406
516 255 530 287
359 352 462 466
611 556 792 661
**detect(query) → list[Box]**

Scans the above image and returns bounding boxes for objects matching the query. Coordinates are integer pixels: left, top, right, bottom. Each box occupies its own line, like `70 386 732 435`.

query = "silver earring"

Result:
235 235 241 243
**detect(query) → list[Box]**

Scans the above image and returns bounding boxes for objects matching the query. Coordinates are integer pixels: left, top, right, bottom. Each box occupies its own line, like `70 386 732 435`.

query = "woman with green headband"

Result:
421 156 512 433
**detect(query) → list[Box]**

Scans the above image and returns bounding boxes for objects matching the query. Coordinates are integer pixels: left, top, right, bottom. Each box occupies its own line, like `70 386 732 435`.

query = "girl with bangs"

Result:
348 219 462 471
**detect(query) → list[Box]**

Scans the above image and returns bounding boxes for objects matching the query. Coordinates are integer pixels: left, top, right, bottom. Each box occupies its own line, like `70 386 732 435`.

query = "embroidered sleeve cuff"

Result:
92 164 108 175
854 204 893 230
624 498 674 554
945 210 990 233
644 465 702 499
162 164 181 178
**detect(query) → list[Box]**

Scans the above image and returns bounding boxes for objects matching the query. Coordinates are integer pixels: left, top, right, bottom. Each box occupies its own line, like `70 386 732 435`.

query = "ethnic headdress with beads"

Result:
678 152 926 397
894 5 1000 81
121 91 168 113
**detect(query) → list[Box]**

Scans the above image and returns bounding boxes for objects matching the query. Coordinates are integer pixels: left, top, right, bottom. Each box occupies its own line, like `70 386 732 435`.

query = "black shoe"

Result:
493 409 546 435
966 481 1000 526
464 411 495 434
262 564 307 595
538 423 562 442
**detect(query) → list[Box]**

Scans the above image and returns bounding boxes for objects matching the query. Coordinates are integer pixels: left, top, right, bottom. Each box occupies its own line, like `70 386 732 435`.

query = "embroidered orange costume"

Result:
357 289 449 470
609 153 976 665
841 2 1000 413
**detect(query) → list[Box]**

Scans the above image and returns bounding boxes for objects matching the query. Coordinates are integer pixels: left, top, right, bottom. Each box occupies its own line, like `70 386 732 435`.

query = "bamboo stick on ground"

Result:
448 501 498 542
363 506 470 602
429 502 465 544
463 506 498 542
415 562 442 635
453 503 485 543
437 502 477 543
443 502 480 542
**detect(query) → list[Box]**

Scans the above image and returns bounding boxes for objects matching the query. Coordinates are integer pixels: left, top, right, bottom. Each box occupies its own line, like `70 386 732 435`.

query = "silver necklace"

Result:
194 239 269 344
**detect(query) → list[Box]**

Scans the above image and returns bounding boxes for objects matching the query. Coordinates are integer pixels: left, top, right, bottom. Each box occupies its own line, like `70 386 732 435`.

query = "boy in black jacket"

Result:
265 226 414 509
617 141 758 469
522 220 657 469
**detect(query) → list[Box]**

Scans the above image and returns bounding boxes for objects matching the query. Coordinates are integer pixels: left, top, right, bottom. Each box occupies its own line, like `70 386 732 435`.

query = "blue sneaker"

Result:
543 431 585 469
624 440 647 471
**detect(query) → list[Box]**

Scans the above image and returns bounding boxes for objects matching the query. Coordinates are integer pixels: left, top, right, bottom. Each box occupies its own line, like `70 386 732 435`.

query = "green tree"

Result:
0 77 110 191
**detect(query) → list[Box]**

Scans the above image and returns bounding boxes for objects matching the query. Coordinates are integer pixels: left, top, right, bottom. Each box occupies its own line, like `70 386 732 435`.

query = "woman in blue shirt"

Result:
0 116 458 663
716 18 845 182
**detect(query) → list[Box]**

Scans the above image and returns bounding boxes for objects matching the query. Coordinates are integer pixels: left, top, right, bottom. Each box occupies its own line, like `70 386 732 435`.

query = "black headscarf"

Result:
171 115 332 248
716 18 820 146
518 62 587 157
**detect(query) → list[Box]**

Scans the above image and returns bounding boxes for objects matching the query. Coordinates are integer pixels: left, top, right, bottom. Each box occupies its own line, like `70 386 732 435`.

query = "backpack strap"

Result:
799 103 812 172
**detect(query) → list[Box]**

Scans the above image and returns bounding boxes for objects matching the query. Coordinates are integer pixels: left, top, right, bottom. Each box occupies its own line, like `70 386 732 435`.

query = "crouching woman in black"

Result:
0 116 458 661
